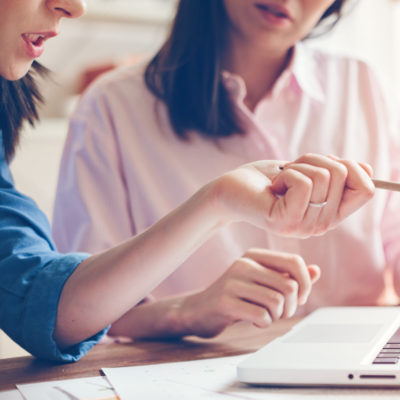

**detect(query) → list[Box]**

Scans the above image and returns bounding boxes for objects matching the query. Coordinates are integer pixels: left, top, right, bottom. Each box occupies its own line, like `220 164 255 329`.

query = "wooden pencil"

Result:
372 178 400 192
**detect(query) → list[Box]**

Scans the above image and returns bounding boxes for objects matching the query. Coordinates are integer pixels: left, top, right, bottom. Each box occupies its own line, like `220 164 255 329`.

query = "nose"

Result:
47 0 87 19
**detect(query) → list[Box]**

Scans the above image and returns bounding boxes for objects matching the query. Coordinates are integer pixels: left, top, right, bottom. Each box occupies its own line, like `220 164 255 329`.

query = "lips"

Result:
24 33 46 46
255 2 292 20
21 31 57 59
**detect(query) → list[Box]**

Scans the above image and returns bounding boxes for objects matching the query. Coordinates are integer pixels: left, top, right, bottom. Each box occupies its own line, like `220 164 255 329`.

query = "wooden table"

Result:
0 318 297 391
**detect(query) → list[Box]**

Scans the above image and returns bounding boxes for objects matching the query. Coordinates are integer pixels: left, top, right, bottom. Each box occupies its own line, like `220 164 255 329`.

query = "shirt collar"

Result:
221 70 247 104
291 42 325 102
222 42 325 104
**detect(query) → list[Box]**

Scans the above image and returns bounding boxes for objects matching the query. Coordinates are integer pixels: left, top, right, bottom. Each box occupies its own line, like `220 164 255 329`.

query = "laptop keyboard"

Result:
373 327 400 364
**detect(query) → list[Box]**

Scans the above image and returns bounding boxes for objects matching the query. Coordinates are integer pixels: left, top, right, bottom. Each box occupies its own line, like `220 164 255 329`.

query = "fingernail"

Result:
278 162 291 170
264 311 272 324
299 293 309 305
287 303 297 318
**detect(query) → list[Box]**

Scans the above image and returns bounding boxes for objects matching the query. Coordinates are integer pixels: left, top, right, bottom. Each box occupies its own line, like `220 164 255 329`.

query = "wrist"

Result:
201 175 237 227
162 295 197 337
191 179 232 230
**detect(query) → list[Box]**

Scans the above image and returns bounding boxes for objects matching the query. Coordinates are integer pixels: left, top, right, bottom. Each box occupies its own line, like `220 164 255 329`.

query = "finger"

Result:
231 280 285 321
234 259 319 317
340 159 374 192
269 168 312 224
358 162 373 178
281 163 331 235
250 160 289 180
307 264 321 284
289 154 348 231
227 296 273 328
328 158 375 221
243 249 311 305
328 155 374 179
280 163 330 205
235 257 299 318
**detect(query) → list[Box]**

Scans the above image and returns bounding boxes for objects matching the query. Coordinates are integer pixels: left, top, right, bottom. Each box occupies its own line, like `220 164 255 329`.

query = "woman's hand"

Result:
214 154 374 238
54 154 372 347
178 249 320 338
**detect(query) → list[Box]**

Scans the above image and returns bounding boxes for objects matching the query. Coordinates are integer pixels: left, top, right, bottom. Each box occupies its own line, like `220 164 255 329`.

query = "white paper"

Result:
17 376 118 400
0 390 23 400
103 355 400 400
103 356 245 400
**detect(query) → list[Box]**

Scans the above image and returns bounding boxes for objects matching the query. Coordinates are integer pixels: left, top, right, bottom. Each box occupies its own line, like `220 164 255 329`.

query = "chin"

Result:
2 62 33 81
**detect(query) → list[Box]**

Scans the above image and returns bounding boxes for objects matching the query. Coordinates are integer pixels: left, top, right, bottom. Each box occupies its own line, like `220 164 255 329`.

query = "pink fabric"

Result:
53 43 400 314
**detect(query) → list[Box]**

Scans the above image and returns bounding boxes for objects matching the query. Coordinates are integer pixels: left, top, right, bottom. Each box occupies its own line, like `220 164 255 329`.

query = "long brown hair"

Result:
0 61 47 163
145 0 348 140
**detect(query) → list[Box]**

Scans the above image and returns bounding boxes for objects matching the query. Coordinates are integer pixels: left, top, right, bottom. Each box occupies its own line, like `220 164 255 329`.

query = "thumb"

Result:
308 264 321 284
358 162 373 178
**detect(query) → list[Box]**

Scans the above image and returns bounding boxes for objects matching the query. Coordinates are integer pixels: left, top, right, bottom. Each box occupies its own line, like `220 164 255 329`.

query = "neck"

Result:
223 36 293 112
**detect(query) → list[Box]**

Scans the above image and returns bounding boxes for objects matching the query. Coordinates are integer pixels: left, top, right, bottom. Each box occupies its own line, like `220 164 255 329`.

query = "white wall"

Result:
311 0 400 104
37 13 172 118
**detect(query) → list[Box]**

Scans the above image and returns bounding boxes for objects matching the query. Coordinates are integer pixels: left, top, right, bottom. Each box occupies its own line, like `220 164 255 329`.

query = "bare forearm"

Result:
108 296 195 340
54 183 223 348
54 156 373 348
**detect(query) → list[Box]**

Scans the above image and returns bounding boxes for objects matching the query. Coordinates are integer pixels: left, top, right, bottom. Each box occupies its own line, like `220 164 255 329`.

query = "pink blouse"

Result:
53 43 400 313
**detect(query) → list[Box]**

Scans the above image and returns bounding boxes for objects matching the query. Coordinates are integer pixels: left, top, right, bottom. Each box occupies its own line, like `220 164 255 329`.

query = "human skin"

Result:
0 0 86 80
0 0 375 349
107 157 374 342
222 0 337 110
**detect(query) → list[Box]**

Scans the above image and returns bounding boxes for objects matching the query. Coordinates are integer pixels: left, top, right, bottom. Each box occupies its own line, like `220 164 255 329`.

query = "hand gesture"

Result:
179 249 320 338
215 154 374 238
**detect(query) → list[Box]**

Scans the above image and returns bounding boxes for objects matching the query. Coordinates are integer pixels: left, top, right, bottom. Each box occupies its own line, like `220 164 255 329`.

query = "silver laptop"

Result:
237 306 400 387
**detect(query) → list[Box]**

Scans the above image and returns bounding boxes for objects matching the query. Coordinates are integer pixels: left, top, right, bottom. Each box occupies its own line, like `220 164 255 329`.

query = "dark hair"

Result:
0 61 47 163
145 0 347 140
310 0 347 37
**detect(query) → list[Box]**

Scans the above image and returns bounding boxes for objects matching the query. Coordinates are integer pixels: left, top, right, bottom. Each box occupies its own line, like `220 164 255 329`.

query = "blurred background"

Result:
2 0 400 358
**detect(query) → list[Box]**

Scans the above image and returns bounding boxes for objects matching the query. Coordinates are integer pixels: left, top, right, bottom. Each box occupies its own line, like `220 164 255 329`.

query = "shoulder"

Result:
305 44 398 138
72 60 155 120
66 59 173 148
300 43 394 109
302 43 384 89
90 61 149 95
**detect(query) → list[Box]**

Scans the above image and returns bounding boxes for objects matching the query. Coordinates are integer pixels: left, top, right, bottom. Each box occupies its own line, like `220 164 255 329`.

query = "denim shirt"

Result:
0 132 107 362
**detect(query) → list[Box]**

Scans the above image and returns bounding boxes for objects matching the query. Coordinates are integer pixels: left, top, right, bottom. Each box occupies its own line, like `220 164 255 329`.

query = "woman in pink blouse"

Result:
53 0 389 340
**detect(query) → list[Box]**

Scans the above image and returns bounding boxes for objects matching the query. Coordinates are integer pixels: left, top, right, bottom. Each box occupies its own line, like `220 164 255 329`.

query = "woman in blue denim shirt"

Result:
0 0 375 361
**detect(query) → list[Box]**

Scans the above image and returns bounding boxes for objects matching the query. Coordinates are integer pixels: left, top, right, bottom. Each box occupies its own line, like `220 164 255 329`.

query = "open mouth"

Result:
255 3 291 19
23 34 46 47
21 33 52 58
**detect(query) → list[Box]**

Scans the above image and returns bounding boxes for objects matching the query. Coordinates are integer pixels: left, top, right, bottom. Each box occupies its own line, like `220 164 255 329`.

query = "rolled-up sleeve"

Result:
0 140 108 362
